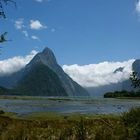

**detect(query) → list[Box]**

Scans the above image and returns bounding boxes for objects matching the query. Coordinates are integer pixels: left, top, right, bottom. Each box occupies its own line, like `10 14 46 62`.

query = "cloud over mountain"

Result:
63 60 135 87
0 52 135 88
0 50 37 76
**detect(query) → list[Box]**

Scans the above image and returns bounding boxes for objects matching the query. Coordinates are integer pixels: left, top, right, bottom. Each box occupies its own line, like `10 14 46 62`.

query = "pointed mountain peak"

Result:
40 47 57 65
28 47 57 68
42 47 54 55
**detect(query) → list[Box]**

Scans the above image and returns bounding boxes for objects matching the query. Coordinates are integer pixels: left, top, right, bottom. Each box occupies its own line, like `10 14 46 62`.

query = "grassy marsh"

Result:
0 96 139 139
0 109 138 140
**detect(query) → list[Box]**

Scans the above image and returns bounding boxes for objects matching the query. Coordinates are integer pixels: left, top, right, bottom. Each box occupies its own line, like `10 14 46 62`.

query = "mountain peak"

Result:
29 47 57 67
113 67 124 73
42 47 54 55
41 47 57 63
2 47 88 96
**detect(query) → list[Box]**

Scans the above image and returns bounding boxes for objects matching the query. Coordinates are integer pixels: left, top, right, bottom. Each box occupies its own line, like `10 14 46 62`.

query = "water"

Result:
0 97 140 116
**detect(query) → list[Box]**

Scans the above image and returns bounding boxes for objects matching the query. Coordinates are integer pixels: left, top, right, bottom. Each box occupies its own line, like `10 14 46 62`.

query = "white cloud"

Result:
22 30 29 37
0 50 37 76
31 35 40 40
14 19 44 39
30 20 47 30
15 19 29 38
0 52 135 88
63 60 135 87
136 0 140 14
15 18 25 30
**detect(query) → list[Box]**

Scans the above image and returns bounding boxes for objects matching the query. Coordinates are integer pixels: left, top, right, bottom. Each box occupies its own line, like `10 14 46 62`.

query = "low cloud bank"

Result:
63 60 135 87
0 53 135 87
0 50 37 76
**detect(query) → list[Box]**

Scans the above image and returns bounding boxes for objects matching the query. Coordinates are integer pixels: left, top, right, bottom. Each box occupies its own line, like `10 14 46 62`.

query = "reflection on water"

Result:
0 97 140 115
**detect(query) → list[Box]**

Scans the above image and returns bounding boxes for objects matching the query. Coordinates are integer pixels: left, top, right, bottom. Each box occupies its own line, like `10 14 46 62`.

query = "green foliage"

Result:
0 0 16 44
104 71 140 98
0 110 139 140
75 118 87 140
121 108 140 140
0 0 16 19
0 86 8 94
130 71 140 90
0 32 8 43
104 90 140 98
122 108 140 126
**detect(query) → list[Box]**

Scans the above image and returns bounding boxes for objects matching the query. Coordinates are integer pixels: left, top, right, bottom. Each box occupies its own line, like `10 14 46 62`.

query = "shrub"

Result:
75 118 87 140
121 107 140 140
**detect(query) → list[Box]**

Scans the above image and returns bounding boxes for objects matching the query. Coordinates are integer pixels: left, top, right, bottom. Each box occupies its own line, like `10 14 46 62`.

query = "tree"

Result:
0 32 8 43
0 0 16 18
130 71 140 90
0 0 16 43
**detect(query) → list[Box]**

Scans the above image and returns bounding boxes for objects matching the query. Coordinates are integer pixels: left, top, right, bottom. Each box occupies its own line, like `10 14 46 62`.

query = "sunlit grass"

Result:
0 106 139 139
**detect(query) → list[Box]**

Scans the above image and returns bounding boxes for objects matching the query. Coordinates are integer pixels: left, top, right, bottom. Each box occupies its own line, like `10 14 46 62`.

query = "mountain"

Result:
15 63 67 96
113 67 124 73
86 82 123 97
121 59 140 91
132 59 140 77
0 47 89 96
87 59 140 97
0 70 23 88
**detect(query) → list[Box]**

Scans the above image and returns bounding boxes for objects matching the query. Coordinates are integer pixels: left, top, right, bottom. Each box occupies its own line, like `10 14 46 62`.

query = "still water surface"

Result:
0 97 140 115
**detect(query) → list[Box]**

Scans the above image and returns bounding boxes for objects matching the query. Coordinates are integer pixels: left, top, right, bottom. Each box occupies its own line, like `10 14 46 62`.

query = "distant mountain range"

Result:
0 48 89 96
0 47 139 97
86 59 140 97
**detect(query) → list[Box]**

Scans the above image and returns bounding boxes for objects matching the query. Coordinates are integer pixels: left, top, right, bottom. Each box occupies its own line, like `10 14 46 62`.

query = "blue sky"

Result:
0 0 140 65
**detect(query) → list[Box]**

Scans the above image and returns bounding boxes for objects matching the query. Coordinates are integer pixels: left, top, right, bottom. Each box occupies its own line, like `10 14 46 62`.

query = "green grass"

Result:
0 111 127 140
24 112 119 121
0 108 139 140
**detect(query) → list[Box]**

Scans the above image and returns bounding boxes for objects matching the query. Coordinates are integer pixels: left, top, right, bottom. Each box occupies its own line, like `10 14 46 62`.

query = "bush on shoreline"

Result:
104 90 140 98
